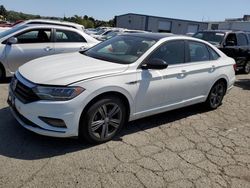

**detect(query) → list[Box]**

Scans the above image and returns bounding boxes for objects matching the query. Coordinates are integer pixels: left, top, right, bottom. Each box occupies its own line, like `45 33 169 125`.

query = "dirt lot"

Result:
0 74 250 188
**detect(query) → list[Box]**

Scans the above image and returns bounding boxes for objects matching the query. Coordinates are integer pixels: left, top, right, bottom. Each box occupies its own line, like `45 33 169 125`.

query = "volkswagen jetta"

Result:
8 33 236 143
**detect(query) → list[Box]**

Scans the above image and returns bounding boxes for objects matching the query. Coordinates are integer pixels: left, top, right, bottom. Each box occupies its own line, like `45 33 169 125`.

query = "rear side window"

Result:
148 40 185 65
207 46 220 60
237 33 248 46
15 29 51 43
55 29 86 43
187 41 210 62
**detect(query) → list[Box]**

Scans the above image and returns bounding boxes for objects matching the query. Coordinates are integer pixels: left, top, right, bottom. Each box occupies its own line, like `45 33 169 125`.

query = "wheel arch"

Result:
78 87 133 132
207 76 228 98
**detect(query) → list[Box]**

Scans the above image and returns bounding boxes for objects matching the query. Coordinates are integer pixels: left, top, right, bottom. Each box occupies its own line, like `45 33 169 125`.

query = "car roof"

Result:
22 24 82 31
196 30 246 34
22 19 84 29
120 32 174 40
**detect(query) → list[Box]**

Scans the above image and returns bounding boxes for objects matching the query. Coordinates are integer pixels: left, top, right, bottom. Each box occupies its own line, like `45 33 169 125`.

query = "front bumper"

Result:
8 89 86 138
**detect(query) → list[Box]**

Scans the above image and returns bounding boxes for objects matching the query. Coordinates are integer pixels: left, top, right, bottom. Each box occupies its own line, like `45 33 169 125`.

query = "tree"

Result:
0 5 7 17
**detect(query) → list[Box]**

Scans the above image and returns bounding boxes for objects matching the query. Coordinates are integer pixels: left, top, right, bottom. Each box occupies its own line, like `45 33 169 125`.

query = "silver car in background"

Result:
13 19 85 32
0 24 99 80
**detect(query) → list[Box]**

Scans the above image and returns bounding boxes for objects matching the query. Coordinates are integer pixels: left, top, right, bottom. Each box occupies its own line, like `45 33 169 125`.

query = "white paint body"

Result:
10 36 236 137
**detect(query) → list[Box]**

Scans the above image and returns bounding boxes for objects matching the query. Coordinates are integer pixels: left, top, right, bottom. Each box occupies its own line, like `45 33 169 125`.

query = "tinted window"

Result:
237 33 248 46
207 46 220 60
15 29 51 43
148 40 185 65
55 30 86 42
225 33 237 46
187 41 210 62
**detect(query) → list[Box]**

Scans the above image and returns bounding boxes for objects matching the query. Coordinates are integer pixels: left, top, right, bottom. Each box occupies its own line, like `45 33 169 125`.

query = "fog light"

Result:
39 117 67 128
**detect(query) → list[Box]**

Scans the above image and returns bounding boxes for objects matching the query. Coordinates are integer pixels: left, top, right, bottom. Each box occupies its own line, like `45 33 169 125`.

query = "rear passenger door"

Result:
182 40 220 100
54 29 89 54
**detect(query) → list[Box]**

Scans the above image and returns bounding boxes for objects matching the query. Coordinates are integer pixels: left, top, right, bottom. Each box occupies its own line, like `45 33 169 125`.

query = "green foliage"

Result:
0 4 115 28
7 11 41 21
0 5 7 17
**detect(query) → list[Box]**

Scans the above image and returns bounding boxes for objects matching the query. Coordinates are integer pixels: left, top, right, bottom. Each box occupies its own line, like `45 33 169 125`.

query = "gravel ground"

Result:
0 74 249 188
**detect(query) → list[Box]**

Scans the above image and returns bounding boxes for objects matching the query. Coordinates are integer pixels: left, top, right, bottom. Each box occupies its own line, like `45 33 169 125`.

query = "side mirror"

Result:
141 58 168 70
7 37 18 45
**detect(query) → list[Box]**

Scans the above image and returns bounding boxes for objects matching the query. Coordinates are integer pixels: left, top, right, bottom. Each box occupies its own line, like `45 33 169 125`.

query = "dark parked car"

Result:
193 30 250 74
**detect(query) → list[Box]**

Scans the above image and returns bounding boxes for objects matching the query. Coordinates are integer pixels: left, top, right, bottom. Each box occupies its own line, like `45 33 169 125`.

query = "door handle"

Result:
179 70 187 78
44 47 53 52
210 65 216 72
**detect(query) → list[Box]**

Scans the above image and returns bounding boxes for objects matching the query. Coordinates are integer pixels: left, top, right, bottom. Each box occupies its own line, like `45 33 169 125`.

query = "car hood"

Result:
18 52 129 85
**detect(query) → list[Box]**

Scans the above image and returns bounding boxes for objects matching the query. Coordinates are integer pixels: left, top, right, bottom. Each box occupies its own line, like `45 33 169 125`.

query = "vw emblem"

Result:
12 79 18 91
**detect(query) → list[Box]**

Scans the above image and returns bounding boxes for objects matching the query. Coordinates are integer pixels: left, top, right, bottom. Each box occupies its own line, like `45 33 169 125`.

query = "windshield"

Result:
83 35 156 64
0 25 27 39
193 32 225 45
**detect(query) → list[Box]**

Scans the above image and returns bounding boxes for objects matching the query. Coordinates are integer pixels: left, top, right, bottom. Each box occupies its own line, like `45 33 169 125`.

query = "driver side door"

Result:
135 40 188 117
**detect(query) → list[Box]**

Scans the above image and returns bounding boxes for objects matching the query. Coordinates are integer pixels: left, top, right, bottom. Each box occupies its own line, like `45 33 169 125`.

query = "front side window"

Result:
55 30 86 43
15 29 51 43
83 36 156 64
187 41 210 62
237 33 248 46
148 40 185 65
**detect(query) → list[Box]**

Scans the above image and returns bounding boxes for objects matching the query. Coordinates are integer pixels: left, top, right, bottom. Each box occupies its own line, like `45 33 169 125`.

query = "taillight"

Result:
233 64 237 71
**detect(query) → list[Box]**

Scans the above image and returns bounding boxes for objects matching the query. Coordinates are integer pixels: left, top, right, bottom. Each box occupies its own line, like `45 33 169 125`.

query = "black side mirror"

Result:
7 37 18 45
141 58 168 70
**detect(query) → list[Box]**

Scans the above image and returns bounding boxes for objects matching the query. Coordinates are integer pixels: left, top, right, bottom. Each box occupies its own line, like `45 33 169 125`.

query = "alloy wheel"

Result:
90 103 122 139
209 83 225 108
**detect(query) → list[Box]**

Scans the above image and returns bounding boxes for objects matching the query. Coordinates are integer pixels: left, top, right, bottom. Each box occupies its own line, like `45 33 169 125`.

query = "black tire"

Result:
205 81 226 110
244 61 250 74
79 96 127 144
0 64 5 81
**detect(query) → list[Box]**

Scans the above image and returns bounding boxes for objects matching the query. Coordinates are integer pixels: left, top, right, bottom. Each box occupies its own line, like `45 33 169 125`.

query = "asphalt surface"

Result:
0 74 250 188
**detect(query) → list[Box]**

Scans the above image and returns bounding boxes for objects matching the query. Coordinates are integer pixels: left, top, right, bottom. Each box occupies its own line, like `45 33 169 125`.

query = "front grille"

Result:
11 76 40 104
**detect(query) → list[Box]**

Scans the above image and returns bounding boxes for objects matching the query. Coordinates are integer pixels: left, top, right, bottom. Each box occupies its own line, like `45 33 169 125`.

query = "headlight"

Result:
33 86 85 101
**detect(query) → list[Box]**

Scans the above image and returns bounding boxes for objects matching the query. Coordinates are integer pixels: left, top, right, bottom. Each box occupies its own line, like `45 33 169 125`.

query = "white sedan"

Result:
8 33 236 143
0 24 99 80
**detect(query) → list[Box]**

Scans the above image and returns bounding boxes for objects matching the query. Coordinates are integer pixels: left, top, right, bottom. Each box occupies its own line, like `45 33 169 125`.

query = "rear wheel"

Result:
244 61 250 74
205 81 226 109
79 96 126 144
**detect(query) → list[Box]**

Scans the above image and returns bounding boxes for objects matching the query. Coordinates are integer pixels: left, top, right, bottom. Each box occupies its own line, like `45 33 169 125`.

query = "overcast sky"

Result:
1 0 250 21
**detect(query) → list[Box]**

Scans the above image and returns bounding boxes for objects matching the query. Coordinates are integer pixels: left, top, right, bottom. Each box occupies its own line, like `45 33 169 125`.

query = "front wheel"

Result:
205 81 226 109
79 96 127 144
244 61 250 74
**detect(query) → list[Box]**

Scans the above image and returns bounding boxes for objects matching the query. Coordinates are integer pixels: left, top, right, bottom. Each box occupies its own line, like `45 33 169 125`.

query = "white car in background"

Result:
14 19 85 32
0 27 11 33
0 24 99 80
8 33 235 143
